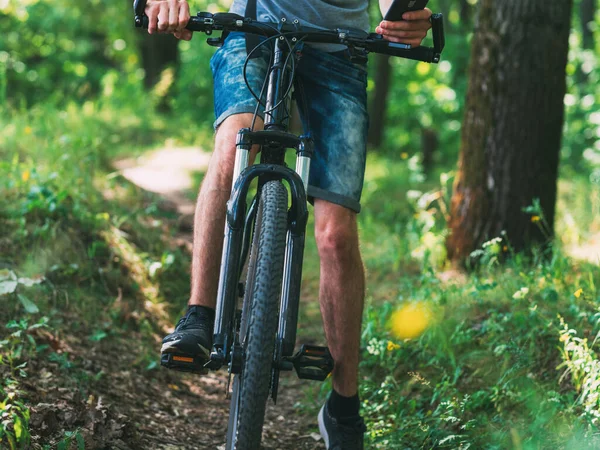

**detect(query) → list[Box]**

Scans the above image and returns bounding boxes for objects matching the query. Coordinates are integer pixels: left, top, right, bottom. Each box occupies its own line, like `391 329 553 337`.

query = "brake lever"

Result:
431 13 445 56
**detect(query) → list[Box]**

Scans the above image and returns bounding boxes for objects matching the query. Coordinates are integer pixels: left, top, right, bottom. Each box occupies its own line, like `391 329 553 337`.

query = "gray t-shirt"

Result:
229 0 370 51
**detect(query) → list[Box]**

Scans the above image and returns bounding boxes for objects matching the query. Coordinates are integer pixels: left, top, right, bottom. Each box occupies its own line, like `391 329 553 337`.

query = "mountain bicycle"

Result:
133 3 445 448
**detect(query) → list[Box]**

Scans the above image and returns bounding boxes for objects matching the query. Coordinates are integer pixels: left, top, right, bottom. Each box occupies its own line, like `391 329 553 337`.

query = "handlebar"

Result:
133 1 445 64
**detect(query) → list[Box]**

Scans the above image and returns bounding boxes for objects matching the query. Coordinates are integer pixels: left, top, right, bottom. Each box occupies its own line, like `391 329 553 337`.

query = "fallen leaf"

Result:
18 275 44 287
0 280 18 295
310 432 322 441
0 269 16 281
18 293 39 314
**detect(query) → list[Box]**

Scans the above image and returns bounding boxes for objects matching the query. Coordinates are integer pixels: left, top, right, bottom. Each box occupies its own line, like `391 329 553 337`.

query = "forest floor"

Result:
4 134 599 449
17 145 328 449
23 322 325 450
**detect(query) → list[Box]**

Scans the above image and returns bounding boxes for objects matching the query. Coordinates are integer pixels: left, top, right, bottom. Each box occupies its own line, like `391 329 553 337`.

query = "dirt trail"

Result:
26 319 324 449
566 232 600 265
108 146 325 449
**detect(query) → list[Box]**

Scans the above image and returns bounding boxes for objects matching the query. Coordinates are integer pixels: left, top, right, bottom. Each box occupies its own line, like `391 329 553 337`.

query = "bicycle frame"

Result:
206 35 313 391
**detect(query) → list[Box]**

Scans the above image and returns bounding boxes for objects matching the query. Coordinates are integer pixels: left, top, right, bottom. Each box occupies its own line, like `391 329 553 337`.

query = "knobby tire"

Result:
226 180 288 450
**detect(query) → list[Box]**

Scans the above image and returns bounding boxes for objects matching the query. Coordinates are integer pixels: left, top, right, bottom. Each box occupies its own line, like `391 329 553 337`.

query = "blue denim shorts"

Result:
210 33 368 213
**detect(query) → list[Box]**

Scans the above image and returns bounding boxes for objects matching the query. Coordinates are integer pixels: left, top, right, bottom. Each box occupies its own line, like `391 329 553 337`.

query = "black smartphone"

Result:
384 0 430 21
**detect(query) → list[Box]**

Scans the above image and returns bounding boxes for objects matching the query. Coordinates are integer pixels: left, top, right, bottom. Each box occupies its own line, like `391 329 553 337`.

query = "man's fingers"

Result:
174 29 193 41
147 4 159 34
379 19 429 31
376 28 426 39
157 4 169 32
167 0 179 32
177 1 190 32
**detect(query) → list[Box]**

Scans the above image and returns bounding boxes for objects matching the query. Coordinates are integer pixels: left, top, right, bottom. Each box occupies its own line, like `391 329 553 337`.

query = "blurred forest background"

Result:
1 0 600 448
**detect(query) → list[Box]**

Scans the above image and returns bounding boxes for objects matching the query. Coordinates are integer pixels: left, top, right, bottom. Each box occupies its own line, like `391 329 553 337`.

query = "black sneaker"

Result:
160 306 214 373
318 401 366 450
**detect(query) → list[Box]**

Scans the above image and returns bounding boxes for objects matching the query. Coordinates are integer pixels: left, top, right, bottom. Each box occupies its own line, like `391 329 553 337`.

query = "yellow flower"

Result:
24 126 32 135
21 170 30 182
387 341 401 351
574 288 583 298
401 152 409 160
390 303 431 340
502 245 508 252
167 384 179 390
531 215 541 223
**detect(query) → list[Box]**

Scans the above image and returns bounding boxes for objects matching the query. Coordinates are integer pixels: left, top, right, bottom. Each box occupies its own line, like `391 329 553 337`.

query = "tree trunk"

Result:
368 54 391 148
140 34 180 89
580 0 596 50
459 0 473 25
446 0 573 262
421 127 439 174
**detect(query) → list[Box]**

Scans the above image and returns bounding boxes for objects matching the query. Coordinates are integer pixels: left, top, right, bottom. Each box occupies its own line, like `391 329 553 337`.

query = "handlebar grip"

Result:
135 14 149 28
383 45 436 63
133 0 147 27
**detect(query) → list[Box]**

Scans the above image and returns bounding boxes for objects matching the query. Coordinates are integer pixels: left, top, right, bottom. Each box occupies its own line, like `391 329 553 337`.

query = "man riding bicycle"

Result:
147 0 432 447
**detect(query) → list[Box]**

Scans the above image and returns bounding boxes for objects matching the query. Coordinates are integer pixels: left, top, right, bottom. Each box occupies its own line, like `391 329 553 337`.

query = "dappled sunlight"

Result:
2 0 600 447
114 146 210 196
566 232 600 264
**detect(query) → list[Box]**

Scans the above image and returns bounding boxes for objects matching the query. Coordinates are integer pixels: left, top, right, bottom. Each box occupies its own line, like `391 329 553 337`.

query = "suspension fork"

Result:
279 138 312 357
208 158 310 370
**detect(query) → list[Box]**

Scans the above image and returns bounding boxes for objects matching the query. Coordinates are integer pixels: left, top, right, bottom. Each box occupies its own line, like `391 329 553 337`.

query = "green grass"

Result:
0 102 195 448
346 158 600 448
2 101 600 449
357 255 600 449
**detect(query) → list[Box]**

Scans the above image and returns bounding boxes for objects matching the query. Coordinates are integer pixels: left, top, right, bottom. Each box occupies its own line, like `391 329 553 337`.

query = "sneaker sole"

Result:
318 405 330 449
161 340 210 357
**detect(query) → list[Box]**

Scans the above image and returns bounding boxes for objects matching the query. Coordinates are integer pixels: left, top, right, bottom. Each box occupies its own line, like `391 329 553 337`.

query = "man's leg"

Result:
161 113 261 361
189 113 261 308
314 199 365 397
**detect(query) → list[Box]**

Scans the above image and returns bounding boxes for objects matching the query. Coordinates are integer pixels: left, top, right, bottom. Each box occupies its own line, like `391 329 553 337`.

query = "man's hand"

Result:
145 0 192 41
376 8 432 47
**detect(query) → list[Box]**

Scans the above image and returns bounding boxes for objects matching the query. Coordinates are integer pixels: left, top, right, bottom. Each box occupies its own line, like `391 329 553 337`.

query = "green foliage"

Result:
0 0 599 447
2 0 598 177
340 147 600 448
0 317 49 449
358 254 600 448
0 0 140 107
57 430 85 450
558 312 600 425
0 102 194 446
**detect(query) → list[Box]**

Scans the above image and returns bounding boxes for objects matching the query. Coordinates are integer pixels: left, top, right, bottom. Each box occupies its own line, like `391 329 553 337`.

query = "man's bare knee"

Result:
214 114 263 161
203 114 263 190
314 200 359 259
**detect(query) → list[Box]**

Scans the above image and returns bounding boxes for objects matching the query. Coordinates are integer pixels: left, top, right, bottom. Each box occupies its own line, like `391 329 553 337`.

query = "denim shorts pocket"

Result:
325 51 368 86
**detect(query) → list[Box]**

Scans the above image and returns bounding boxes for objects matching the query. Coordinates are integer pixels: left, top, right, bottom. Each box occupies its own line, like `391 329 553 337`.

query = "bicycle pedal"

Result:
289 344 334 381
161 352 209 374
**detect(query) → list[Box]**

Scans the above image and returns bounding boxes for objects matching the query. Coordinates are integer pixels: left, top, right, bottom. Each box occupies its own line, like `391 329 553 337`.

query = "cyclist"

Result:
148 0 432 447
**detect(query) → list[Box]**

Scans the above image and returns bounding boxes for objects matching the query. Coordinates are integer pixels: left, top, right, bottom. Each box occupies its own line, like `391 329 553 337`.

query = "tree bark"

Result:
140 34 180 89
421 127 439 174
580 0 596 50
446 0 573 262
368 54 391 148
459 0 473 25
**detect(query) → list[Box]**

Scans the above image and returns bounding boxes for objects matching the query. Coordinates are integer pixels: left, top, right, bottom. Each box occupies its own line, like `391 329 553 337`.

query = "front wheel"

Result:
226 180 288 450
